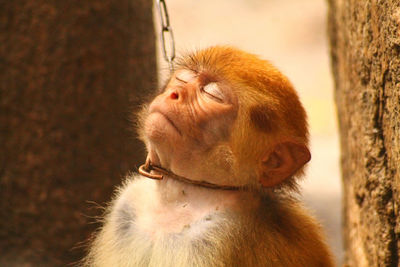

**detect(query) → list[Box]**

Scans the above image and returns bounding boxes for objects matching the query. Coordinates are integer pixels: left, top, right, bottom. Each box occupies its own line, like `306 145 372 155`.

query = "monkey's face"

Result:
143 69 239 181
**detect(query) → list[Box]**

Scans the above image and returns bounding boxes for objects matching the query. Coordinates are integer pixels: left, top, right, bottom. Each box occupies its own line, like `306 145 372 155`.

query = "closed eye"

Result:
201 83 224 103
175 70 196 84
176 76 188 83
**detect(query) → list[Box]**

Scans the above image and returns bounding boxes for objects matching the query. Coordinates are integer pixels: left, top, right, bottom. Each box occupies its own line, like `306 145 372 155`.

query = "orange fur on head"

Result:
84 46 334 267
177 46 309 190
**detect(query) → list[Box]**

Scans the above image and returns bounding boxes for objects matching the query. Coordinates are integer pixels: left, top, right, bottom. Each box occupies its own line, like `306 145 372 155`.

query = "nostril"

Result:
170 92 179 100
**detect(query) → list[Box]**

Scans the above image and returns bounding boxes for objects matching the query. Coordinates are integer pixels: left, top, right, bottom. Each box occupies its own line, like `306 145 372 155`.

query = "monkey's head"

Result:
138 46 310 191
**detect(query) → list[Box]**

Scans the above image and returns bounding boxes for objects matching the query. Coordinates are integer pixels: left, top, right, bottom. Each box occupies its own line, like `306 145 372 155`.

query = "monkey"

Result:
83 46 334 267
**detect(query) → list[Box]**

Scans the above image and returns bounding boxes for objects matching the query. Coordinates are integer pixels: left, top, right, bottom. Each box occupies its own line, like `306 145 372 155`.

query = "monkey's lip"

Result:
149 109 182 136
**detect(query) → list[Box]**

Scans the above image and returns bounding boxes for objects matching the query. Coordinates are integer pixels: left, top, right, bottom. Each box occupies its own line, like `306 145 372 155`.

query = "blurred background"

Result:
155 0 342 264
0 0 341 265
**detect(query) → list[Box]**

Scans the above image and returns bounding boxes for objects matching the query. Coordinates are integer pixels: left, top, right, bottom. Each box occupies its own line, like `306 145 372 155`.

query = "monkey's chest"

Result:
107 178 250 266
133 201 222 240
112 183 226 243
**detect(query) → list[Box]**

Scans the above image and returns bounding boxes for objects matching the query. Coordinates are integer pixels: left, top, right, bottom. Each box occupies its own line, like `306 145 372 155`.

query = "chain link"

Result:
156 0 176 73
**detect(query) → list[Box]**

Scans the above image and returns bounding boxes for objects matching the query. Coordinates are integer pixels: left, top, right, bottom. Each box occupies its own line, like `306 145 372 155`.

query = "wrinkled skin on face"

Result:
144 69 239 184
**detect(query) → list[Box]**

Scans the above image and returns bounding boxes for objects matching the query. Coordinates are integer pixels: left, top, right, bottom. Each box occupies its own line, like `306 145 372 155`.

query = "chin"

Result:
145 113 181 141
144 116 169 141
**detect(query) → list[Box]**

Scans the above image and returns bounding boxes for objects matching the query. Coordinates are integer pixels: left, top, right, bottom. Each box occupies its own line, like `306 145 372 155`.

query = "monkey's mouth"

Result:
151 110 182 136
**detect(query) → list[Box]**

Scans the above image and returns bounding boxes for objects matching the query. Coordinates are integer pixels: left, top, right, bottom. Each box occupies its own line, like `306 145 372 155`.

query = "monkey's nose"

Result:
170 91 179 100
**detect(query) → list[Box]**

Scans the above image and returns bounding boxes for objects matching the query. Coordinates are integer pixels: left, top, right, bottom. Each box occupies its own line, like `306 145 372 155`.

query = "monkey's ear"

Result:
258 142 311 187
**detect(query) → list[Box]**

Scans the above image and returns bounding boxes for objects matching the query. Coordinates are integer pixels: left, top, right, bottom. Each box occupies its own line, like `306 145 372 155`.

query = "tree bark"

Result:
328 0 400 266
0 1 156 266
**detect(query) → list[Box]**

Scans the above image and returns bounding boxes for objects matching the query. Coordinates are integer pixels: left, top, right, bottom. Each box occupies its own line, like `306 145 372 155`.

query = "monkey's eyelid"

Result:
175 69 197 83
175 76 188 83
202 83 224 102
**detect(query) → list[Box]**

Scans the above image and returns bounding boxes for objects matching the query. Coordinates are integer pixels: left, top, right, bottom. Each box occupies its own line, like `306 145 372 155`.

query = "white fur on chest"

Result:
111 175 233 244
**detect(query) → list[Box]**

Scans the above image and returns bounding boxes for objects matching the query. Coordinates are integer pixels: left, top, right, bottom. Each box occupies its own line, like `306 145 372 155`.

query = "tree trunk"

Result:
328 0 400 266
0 1 156 266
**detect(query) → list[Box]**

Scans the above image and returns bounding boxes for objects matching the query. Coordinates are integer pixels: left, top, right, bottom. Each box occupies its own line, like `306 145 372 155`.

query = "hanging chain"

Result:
156 0 176 73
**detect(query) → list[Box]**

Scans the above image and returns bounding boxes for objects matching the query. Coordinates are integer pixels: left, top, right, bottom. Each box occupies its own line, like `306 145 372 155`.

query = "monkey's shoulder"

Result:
248 196 335 266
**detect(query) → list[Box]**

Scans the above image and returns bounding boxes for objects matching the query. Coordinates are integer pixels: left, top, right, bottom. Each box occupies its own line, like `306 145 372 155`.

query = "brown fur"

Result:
177 46 308 143
179 46 309 191
83 46 334 267
249 104 278 133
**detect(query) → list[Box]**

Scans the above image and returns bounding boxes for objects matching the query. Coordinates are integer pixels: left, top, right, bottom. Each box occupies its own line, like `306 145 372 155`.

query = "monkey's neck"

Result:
133 173 255 237
139 159 242 191
135 159 259 236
